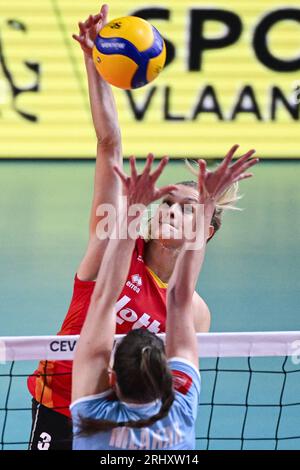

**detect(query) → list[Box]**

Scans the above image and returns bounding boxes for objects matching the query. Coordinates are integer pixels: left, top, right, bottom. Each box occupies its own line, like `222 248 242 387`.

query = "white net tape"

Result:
1 331 300 361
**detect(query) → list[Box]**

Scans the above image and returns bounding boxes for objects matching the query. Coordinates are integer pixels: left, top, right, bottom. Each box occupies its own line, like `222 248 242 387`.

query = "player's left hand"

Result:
198 145 259 207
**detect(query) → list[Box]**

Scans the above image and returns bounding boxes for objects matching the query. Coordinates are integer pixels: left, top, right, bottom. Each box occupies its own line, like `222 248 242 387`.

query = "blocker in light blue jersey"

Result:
70 358 200 450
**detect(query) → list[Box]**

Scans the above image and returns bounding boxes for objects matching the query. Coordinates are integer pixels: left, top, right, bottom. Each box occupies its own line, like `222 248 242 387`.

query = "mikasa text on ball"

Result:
92 16 166 89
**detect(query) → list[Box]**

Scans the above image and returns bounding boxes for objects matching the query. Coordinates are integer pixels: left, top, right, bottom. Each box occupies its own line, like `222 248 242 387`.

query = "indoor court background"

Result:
1 160 299 450
0 160 300 337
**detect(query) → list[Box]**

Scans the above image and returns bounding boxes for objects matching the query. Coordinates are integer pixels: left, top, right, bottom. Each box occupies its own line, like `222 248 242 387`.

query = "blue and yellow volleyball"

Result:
92 16 166 89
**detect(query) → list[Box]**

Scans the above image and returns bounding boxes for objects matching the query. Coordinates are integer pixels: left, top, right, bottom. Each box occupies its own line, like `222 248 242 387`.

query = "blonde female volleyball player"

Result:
71 151 256 450
28 4 258 450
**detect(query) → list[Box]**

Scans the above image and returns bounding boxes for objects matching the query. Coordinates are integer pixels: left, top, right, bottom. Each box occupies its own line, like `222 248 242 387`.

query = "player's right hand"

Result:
72 4 109 57
114 154 177 209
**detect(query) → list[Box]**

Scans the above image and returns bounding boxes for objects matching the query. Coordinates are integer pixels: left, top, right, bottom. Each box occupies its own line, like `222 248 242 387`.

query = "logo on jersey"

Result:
132 274 142 286
172 370 193 395
115 296 161 333
126 274 142 293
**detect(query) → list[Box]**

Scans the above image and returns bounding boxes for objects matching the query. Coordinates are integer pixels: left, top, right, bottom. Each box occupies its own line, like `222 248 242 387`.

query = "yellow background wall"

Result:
0 0 299 158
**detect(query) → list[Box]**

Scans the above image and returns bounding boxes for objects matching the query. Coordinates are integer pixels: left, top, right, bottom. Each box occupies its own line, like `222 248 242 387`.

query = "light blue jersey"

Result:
70 358 200 450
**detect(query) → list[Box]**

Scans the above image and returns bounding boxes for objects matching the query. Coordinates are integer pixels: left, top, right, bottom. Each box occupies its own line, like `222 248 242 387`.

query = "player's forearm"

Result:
85 56 121 144
76 223 135 361
93 238 135 305
79 211 137 356
168 205 214 304
92 210 139 304
165 206 213 362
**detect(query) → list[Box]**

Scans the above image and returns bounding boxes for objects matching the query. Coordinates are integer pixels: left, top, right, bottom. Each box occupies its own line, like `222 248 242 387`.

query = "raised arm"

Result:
72 155 176 402
166 145 259 367
72 5 123 281
166 196 214 368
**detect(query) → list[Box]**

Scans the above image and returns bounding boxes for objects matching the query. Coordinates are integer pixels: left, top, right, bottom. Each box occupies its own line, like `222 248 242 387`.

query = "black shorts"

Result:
29 399 73 450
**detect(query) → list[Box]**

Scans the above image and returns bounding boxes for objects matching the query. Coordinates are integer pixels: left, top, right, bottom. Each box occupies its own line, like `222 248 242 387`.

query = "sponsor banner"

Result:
0 0 299 158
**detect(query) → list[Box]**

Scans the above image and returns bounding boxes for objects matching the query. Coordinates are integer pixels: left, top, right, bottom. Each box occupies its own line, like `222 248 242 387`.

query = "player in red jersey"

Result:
71 152 252 450
27 5 258 450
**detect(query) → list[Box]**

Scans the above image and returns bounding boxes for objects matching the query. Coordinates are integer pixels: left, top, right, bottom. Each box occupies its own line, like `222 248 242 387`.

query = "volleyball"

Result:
92 16 166 89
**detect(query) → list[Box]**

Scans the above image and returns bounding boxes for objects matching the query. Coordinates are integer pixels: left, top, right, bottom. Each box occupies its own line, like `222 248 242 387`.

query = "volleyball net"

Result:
0 332 300 450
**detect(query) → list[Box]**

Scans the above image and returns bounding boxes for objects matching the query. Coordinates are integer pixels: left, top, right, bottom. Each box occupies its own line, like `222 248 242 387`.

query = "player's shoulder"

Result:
74 273 96 287
191 292 211 332
192 291 209 310
135 235 146 255
167 357 201 422
70 390 116 417
168 357 201 396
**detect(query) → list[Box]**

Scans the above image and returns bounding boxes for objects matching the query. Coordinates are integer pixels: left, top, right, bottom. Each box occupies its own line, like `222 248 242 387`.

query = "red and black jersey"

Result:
27 238 167 417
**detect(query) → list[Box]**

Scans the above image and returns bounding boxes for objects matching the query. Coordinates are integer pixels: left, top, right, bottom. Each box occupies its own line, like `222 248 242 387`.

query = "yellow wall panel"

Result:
0 0 299 158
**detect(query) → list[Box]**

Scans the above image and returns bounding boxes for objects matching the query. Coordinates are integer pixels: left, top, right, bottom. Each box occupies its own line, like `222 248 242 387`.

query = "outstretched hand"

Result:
72 4 108 57
114 154 176 209
198 145 259 206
